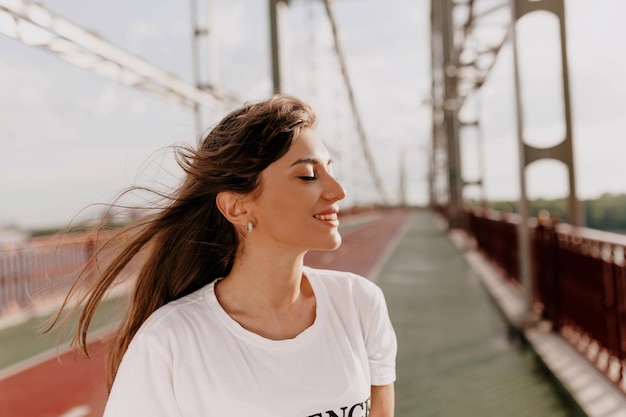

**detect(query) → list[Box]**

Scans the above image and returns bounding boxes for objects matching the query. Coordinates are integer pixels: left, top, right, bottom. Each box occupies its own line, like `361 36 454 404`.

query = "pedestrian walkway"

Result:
374 210 579 417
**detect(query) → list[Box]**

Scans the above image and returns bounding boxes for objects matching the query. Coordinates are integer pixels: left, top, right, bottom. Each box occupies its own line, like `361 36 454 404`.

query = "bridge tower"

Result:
430 0 579 311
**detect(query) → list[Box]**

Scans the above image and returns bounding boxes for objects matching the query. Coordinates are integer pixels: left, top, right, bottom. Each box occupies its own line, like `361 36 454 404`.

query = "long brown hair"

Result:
52 94 316 389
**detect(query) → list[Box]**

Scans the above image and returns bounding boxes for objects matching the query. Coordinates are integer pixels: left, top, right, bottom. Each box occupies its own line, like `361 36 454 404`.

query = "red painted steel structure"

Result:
464 207 626 387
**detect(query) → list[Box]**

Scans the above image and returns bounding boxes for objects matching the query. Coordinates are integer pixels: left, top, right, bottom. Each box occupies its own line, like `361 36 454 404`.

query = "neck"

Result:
222 248 307 310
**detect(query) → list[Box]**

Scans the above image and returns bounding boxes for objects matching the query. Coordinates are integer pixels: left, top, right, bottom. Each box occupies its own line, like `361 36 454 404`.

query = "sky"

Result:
1 0 626 230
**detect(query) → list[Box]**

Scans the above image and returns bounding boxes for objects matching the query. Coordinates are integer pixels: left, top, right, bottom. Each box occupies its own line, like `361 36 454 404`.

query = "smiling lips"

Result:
314 213 338 221
313 209 339 225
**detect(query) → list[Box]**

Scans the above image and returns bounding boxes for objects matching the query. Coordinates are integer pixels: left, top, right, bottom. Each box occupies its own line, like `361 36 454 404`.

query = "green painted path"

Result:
0 295 126 373
376 210 580 417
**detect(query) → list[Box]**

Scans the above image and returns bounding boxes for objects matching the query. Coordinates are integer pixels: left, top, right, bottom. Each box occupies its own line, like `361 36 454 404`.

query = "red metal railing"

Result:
466 209 521 287
0 232 113 315
462 206 626 386
539 222 626 381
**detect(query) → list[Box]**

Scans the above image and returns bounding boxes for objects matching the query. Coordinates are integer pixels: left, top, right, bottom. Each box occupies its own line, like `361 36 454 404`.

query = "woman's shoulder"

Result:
135 283 214 338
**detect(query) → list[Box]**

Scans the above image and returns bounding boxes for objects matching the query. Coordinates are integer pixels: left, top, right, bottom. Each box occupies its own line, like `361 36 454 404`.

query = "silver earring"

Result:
247 220 253 232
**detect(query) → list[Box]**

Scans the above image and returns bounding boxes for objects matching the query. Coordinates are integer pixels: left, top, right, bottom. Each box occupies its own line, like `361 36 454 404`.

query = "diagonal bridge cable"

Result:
322 0 390 204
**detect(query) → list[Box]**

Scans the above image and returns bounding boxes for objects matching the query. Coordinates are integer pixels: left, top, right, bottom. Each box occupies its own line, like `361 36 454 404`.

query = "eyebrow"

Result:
289 157 333 167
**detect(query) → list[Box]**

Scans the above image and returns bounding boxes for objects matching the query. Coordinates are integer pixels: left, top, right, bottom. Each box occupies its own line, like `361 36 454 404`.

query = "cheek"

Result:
267 183 311 208
270 195 311 231
258 189 303 225
267 190 295 211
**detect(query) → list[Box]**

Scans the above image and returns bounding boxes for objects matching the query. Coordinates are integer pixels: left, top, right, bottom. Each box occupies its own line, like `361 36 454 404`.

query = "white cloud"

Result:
128 19 160 43
0 59 76 141
573 121 626 199
129 98 147 114
91 87 123 116
169 20 189 38
214 2 247 47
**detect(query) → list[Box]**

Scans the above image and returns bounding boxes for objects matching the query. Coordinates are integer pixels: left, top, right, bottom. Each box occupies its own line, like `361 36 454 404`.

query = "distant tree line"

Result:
488 193 626 233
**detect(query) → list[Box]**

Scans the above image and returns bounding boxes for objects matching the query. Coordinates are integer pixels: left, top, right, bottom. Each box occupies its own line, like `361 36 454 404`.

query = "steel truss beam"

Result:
0 0 240 110
430 0 512 225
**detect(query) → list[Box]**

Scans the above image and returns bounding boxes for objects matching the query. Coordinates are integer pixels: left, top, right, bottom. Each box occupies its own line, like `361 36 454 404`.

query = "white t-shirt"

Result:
103 267 397 417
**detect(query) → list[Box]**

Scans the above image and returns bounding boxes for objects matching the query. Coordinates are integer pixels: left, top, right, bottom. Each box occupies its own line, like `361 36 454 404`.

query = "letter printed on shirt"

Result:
348 402 365 417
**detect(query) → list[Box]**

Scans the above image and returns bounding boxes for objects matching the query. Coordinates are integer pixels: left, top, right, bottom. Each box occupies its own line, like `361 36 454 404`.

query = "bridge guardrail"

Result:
0 231 114 316
461 206 626 388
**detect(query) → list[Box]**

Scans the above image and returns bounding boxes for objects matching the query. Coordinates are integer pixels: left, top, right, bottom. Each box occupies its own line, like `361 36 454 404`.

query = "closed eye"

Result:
298 176 317 181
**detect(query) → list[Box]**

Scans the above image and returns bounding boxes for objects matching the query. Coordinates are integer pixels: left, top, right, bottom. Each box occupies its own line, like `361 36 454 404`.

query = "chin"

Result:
304 231 342 251
325 234 343 251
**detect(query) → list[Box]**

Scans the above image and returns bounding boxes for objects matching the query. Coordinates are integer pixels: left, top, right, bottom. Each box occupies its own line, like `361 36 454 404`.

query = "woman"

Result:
62 94 396 416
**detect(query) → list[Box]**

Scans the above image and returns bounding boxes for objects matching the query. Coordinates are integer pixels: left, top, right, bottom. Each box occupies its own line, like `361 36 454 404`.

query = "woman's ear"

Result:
216 191 251 229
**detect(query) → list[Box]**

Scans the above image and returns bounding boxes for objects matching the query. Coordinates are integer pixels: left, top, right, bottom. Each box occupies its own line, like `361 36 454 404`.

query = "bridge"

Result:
2 1 626 416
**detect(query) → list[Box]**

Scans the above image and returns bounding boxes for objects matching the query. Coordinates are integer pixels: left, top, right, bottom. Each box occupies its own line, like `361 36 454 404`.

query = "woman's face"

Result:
249 127 346 253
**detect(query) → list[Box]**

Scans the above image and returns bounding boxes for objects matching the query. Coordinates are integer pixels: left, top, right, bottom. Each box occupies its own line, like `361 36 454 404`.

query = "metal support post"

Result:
269 0 289 94
190 0 221 138
440 0 463 227
510 1 533 315
510 0 579 317
429 0 440 209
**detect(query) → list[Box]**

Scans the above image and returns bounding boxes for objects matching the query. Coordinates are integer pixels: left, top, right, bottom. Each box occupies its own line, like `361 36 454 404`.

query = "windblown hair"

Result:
53 94 316 389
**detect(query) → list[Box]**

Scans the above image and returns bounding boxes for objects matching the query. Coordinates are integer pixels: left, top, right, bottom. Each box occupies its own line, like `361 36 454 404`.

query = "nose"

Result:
323 174 347 202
